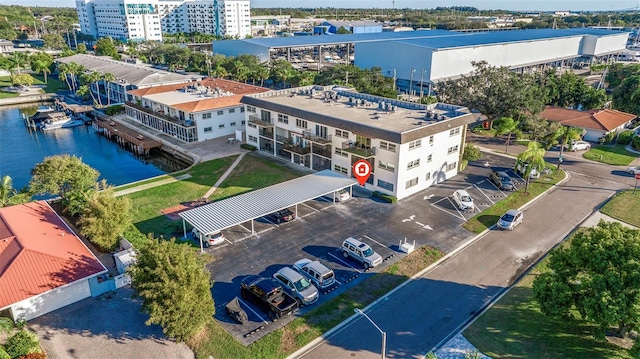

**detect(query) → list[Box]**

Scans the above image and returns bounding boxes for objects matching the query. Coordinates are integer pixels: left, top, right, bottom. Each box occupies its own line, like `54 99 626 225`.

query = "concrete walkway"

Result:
203 152 246 198
114 173 192 197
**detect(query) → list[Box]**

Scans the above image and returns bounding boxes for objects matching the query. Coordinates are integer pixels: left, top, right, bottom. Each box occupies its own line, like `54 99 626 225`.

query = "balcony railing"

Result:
248 114 273 127
342 141 376 157
126 101 193 127
283 143 311 155
302 131 332 145
259 128 274 137
311 145 332 158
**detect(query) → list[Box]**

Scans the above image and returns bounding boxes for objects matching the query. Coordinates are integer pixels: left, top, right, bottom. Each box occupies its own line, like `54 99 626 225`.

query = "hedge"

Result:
372 191 397 203
240 143 256 151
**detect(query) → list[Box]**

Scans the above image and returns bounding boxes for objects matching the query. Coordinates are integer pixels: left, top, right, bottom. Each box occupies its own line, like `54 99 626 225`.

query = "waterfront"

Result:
0 105 189 190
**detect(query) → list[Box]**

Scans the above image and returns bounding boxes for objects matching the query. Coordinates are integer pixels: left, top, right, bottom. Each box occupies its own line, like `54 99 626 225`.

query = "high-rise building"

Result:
76 0 250 42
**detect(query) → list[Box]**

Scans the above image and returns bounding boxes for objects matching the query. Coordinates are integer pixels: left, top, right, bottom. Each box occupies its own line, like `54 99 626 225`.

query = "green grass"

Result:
464 245 637 359
463 166 566 233
190 247 444 359
0 76 12 87
583 145 638 166
114 174 172 191
600 190 640 227
0 74 65 94
0 91 19 98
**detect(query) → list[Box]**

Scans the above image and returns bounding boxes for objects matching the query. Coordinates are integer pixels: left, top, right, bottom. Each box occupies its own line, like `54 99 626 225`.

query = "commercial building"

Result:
242 85 477 200
126 78 268 142
76 0 250 42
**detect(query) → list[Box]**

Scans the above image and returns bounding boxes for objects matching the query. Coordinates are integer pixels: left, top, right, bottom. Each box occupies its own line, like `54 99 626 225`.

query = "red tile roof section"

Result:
540 106 637 131
0 201 106 309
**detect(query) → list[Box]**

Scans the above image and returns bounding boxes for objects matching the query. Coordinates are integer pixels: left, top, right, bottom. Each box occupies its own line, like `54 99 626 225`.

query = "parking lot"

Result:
203 153 519 344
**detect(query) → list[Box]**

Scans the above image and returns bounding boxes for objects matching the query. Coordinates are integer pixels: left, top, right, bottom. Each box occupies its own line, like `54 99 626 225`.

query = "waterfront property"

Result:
125 78 269 142
241 85 477 200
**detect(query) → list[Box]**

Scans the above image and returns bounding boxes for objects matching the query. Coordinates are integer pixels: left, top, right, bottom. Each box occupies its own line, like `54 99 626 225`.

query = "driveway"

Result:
29 287 194 359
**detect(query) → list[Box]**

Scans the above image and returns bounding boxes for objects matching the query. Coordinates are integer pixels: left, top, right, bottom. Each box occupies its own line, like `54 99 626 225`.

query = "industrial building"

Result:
213 28 629 93
76 0 250 42
241 85 477 200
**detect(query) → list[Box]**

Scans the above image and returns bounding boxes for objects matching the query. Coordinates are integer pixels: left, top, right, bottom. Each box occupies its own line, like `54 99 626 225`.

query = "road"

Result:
291 141 630 358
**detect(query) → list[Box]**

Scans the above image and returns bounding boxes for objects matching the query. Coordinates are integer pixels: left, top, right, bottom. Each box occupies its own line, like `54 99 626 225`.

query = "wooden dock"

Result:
93 119 162 155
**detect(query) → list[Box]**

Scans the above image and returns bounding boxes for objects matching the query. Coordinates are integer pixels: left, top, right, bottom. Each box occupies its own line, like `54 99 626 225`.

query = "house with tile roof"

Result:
540 106 637 142
0 201 108 321
126 78 270 143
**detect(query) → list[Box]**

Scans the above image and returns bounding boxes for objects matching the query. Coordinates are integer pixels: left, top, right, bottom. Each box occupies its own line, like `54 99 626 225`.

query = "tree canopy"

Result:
533 221 640 337
29 155 99 201
130 237 215 342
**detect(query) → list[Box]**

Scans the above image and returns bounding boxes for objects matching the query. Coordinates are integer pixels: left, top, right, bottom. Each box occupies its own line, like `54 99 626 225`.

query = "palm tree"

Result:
9 52 28 74
494 117 520 154
30 52 53 84
102 72 115 105
516 141 546 194
58 63 72 90
0 175 17 207
81 71 103 106
554 125 583 170
69 62 85 93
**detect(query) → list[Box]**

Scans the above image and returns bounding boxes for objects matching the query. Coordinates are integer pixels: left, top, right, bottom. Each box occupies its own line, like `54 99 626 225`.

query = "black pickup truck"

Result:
240 275 299 321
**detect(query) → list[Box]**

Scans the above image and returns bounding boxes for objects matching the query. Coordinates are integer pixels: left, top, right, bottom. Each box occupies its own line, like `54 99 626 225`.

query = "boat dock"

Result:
93 118 162 155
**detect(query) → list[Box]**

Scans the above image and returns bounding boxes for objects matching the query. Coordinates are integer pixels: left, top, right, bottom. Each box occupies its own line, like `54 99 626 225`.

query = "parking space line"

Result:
473 183 496 204
209 243 230 250
237 224 252 233
485 178 508 196
300 202 319 212
362 235 390 250
327 252 362 273
237 297 269 324
446 197 466 221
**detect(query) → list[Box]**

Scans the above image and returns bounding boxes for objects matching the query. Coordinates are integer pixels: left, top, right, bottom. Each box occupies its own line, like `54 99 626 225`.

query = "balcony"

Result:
248 114 273 127
283 142 311 155
312 145 332 158
342 141 376 158
259 128 274 138
302 131 331 145
126 101 192 127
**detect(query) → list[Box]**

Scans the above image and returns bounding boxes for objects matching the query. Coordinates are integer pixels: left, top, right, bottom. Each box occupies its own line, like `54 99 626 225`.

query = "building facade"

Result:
76 0 250 42
242 86 477 200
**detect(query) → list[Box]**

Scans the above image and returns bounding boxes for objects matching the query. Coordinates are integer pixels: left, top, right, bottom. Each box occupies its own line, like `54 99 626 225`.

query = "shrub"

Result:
632 135 640 150
462 143 482 162
4 331 40 359
105 104 124 116
617 130 635 145
372 191 397 203
460 159 469 171
0 347 10 359
603 131 616 143
240 143 256 151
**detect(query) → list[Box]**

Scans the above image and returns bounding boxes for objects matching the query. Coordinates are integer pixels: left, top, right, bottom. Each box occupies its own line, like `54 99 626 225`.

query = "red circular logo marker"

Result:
353 159 372 186
636 173 640 180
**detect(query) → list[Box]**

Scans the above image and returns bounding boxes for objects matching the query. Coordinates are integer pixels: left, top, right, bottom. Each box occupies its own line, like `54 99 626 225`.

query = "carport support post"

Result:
295 203 298 219
199 233 204 253
182 219 187 240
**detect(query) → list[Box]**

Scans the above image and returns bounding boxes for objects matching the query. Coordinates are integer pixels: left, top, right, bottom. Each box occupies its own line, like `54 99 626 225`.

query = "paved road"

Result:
292 152 627 358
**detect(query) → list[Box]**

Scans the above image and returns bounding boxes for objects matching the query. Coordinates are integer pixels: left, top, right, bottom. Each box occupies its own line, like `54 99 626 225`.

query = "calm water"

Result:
0 105 188 190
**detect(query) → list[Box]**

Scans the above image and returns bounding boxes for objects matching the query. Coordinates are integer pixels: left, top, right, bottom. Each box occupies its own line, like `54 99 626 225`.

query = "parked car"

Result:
191 228 225 247
240 275 299 321
342 237 382 269
335 188 351 202
515 161 540 179
566 140 591 152
626 166 640 175
489 171 515 191
452 189 474 210
268 208 295 223
293 258 336 290
273 267 319 306
497 209 524 230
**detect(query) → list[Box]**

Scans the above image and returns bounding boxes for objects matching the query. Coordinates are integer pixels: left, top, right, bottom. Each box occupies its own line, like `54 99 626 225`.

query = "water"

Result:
0 105 188 191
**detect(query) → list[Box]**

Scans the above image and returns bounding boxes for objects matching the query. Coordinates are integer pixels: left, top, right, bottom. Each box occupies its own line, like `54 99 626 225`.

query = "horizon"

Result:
1 0 639 12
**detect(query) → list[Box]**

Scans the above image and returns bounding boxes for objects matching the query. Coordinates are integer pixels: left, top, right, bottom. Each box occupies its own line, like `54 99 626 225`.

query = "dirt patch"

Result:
605 329 638 350
161 198 211 220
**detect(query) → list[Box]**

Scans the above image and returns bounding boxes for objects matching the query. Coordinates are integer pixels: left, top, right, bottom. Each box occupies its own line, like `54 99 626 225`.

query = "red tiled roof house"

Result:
540 106 637 142
0 201 107 321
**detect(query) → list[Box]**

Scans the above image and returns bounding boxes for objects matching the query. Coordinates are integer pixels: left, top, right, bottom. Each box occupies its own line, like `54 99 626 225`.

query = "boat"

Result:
40 114 84 131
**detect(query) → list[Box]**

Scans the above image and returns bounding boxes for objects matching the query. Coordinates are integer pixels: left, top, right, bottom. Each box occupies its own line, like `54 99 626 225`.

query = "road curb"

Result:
288 170 570 359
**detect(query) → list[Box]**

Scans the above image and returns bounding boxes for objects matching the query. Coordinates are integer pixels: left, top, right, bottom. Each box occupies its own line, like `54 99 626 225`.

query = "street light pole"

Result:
354 308 386 359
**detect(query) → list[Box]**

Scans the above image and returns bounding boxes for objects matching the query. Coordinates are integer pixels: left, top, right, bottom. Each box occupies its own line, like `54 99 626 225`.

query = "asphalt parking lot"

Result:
206 152 519 344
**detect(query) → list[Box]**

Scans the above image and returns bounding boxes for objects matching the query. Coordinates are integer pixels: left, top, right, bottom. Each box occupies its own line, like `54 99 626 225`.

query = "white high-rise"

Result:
76 0 250 42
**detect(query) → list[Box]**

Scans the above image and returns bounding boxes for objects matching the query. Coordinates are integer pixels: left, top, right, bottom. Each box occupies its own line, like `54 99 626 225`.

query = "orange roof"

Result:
541 106 637 131
171 94 246 112
0 201 106 309
128 77 269 98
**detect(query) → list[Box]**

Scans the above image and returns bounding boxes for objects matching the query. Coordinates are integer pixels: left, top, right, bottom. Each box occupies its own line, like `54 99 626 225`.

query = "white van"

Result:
293 258 336 289
341 237 382 269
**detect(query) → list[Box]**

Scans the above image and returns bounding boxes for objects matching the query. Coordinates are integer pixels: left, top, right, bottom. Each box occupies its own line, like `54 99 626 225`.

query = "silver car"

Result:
497 209 524 230
273 267 319 306
293 258 336 290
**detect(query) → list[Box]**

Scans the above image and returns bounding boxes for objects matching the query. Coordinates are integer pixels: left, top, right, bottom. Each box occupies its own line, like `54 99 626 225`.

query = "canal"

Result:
0 105 189 190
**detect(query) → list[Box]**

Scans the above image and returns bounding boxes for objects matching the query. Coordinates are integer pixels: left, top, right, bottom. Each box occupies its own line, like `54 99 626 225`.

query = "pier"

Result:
93 118 162 155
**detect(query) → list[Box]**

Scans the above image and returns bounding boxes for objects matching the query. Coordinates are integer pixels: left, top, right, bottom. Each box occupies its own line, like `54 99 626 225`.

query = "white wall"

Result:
581 33 629 56
583 129 606 142
196 106 246 141
8 279 92 321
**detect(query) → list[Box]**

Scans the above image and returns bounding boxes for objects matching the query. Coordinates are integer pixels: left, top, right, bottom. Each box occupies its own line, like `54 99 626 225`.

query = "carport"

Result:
179 170 358 251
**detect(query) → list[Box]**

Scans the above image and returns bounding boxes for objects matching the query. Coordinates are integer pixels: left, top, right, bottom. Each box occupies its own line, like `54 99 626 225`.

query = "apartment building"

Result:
241 86 478 200
76 0 251 42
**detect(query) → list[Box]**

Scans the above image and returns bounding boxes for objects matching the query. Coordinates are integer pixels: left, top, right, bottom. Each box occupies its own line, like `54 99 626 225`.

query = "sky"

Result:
1 0 638 12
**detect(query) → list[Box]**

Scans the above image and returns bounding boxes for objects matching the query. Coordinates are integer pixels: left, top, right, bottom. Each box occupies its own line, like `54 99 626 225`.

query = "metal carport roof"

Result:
179 170 358 236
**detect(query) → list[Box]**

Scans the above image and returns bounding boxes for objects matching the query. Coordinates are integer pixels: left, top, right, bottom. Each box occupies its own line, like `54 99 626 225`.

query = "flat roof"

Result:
179 170 357 235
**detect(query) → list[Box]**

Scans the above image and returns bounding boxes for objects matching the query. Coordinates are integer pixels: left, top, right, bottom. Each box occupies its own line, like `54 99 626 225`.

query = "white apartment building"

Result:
77 0 250 42
126 78 269 142
242 86 477 200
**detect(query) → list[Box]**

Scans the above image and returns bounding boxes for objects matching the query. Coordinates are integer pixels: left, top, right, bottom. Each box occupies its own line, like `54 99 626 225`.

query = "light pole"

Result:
354 308 386 359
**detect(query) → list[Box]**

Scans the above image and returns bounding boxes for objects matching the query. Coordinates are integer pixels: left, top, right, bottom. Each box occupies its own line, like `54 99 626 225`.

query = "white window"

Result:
278 114 289 124
425 172 431 180
379 141 396 153
406 177 419 189
378 161 395 172
248 135 257 142
447 162 457 171
335 148 349 157
334 165 348 174
241 120 245 125
429 136 434 146
217 110 224 115
449 128 461 136
335 129 349 138
218 124 225 129
377 179 394 191
229 108 235 113
427 154 432 163
240 107 245 113
407 159 420 170
296 119 308 129
202 112 212 119
230 122 236 126
447 145 459 155
409 139 422 150
203 127 212 132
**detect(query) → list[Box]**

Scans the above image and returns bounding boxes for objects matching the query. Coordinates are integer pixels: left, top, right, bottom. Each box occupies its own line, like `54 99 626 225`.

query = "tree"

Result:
0 317 14 335
515 141 546 193
4 330 41 358
80 71 103 106
42 33 67 50
76 43 87 54
130 237 215 342
269 59 296 88
552 125 583 170
10 73 34 87
94 36 119 58
102 72 115 105
29 52 53 84
78 181 132 252
0 175 29 207
9 52 28 74
533 221 640 338
493 117 519 154
29 155 99 203
462 143 483 162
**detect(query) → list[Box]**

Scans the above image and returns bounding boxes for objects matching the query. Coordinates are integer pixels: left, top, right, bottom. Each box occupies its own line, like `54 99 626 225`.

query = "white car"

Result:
566 140 591 152
452 189 474 211
516 162 540 179
627 166 640 175
335 189 351 202
191 228 225 247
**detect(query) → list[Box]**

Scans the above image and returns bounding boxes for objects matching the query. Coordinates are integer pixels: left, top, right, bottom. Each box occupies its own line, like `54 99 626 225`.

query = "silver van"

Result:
341 237 382 269
293 258 336 290
273 267 319 306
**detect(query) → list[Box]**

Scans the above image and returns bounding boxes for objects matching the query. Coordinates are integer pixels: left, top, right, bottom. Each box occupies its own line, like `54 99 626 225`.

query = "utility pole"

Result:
392 69 396 91
419 68 425 99
409 67 415 98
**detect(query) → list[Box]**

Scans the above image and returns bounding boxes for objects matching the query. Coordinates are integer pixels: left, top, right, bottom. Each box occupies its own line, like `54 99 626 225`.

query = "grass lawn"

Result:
0 74 65 94
464 244 637 359
600 190 640 227
583 144 638 166
113 174 172 191
0 91 19 98
0 76 12 87
189 246 444 359
463 165 566 233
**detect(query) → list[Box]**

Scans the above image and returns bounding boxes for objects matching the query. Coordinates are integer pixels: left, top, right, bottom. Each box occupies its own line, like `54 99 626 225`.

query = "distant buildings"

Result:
76 0 251 42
